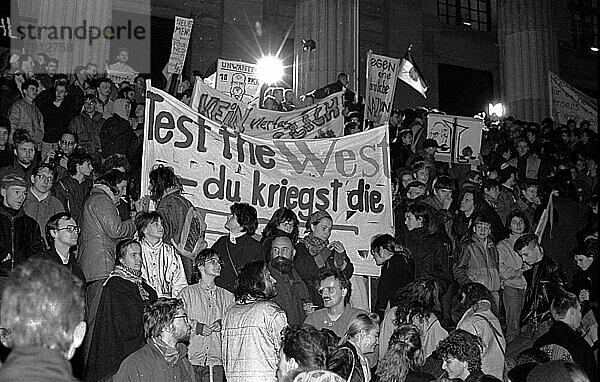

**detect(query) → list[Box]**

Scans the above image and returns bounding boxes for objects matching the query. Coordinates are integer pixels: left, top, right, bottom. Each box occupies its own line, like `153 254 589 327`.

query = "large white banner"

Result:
549 71 598 132
216 59 260 103
365 51 400 127
190 78 344 139
142 85 392 276
166 16 194 75
426 114 483 165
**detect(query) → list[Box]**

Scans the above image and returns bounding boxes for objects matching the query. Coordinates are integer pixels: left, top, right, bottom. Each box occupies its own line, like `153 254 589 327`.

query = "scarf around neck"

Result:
106 264 150 301
151 337 187 365
300 234 331 269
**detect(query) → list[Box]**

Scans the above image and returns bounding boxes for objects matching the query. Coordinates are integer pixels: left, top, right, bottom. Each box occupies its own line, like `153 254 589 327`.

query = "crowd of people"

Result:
0 52 597 382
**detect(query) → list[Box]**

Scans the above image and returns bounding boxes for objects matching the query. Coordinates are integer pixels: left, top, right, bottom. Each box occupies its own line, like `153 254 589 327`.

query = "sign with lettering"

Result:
190 78 344 139
365 51 400 127
426 114 483 165
549 71 597 132
142 83 392 276
215 58 260 103
167 16 193 75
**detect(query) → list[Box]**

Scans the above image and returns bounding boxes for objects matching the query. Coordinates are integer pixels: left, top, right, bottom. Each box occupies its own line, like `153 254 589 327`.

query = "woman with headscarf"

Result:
294 211 354 306
99 97 139 164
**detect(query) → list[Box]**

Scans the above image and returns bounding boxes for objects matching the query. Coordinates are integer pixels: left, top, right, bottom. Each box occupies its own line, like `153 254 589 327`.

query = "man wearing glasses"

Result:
23 163 63 238
304 268 366 338
114 298 195 382
179 248 234 382
44 212 85 282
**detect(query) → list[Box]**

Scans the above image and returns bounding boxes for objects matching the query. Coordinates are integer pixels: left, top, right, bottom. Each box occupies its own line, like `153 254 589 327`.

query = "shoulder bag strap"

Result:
474 313 505 355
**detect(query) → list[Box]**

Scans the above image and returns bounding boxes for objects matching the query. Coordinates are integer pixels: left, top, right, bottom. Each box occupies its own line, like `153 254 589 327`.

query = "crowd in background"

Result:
0 51 597 382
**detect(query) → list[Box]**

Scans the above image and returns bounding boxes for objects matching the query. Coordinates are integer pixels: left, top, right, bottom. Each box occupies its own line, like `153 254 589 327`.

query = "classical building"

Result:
12 0 597 122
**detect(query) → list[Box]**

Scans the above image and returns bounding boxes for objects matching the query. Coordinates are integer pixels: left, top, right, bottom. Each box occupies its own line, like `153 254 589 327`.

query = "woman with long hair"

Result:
329 313 380 382
377 325 434 382
380 279 447 362
455 282 505 380
261 207 300 244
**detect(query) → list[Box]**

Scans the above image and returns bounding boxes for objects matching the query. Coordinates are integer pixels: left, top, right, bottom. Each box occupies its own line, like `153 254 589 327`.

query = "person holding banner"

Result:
295 211 354 307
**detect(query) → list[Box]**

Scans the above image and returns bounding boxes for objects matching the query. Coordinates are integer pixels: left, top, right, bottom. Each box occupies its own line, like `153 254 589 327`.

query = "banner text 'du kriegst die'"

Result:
190 78 344 140
142 85 392 276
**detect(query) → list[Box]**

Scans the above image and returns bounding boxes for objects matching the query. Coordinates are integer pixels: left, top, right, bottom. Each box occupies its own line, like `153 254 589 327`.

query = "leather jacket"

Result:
520 255 566 327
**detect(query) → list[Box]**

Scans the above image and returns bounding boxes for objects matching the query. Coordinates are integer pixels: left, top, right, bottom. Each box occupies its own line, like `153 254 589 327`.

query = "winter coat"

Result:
213 234 264 293
100 114 138 162
520 255 566 327
0 203 46 276
52 175 93 223
222 299 288 382
454 237 501 292
35 95 75 143
0 347 78 382
22 189 64 237
139 238 188 298
496 234 527 290
457 301 506 379
68 111 104 158
8 99 44 145
374 251 415 319
79 185 136 282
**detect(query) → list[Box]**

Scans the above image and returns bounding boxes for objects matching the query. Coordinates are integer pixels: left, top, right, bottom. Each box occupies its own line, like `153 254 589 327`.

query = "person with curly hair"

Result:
261 207 300 245
376 324 435 382
379 278 448 365
435 329 490 381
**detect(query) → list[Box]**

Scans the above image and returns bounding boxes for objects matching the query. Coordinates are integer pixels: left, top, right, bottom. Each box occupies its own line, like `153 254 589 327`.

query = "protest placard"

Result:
106 68 137 84
215 58 260 104
166 16 193 75
549 71 597 132
142 84 392 276
426 114 483 165
365 50 400 126
190 78 344 139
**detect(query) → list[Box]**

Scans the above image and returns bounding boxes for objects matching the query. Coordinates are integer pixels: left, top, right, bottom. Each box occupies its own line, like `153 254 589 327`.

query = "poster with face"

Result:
215 59 260 104
426 114 483 165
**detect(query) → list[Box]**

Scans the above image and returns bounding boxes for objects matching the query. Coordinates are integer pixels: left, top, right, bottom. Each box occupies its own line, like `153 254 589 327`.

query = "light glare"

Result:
256 55 284 84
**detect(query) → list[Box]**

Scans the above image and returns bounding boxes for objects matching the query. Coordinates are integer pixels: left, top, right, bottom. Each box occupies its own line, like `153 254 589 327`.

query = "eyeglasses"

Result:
56 225 80 233
204 258 224 267
317 286 340 295
36 174 54 183
174 314 189 323
61 140 75 147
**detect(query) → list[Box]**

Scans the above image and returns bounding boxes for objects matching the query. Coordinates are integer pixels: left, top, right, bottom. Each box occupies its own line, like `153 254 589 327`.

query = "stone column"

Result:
497 0 558 121
294 0 358 96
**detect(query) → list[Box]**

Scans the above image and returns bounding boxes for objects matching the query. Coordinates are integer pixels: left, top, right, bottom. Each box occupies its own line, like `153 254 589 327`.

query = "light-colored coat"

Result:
140 238 188 298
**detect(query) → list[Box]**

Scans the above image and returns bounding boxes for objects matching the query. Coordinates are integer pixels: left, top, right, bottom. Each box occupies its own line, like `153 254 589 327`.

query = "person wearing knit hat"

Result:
0 173 46 276
294 210 354 307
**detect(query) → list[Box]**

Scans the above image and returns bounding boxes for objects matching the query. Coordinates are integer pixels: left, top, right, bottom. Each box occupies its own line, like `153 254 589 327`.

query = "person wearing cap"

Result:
0 173 46 278
295 210 354 307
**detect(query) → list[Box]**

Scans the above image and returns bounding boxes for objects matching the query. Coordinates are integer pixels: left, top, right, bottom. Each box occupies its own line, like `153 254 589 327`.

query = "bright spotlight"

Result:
488 102 504 118
256 55 284 84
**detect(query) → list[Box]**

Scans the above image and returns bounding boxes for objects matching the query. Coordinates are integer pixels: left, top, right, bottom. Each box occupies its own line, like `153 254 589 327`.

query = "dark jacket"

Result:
84 276 158 382
41 246 86 283
35 94 75 143
68 111 104 159
521 255 567 327
0 347 78 382
534 321 597 381
113 341 195 382
0 159 39 188
572 259 597 314
374 251 415 319
52 175 93 223
100 114 138 162
213 234 264 293
402 227 453 294
0 203 45 276
294 240 354 307
78 186 136 282
269 265 311 326
328 341 365 382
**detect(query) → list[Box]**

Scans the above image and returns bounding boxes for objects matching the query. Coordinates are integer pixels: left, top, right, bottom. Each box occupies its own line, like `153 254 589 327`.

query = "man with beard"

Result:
304 268 366 338
265 233 311 326
222 260 288 382
178 248 234 382
113 298 195 382
0 134 38 186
